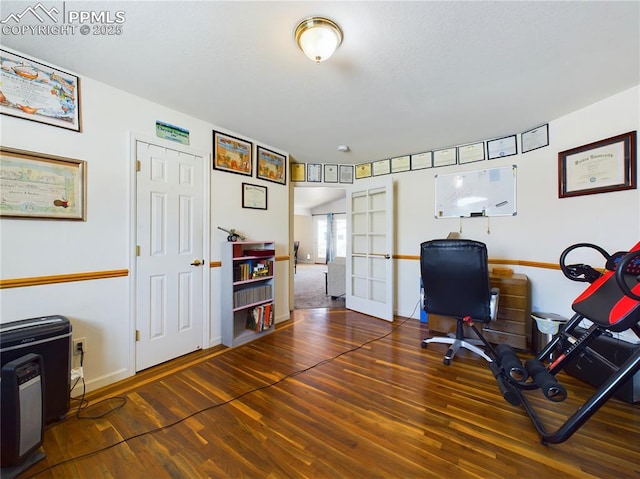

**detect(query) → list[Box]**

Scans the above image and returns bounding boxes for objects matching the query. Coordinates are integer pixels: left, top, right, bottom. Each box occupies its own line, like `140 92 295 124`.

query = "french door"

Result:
345 177 394 321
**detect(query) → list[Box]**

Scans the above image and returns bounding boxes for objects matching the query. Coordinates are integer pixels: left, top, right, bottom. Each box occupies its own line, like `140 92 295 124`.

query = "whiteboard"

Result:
435 165 517 218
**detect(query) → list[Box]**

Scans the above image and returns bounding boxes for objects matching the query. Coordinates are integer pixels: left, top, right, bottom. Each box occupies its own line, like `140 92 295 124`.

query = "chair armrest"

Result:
490 287 500 322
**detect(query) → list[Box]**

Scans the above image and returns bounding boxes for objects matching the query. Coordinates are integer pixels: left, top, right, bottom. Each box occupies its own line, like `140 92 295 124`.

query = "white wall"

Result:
294 195 347 264
293 214 313 264
1 46 637 393
0 51 290 391
392 85 639 320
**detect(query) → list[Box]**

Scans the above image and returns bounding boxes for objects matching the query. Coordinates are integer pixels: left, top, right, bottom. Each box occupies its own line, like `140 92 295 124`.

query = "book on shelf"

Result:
244 248 275 257
233 284 273 308
246 303 273 332
233 259 274 281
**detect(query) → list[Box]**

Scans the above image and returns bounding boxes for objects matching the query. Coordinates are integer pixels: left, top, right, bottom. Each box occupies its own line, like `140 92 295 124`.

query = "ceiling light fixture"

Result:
295 16 343 63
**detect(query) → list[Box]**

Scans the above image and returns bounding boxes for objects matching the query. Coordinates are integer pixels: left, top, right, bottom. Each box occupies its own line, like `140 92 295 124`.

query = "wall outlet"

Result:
73 337 86 356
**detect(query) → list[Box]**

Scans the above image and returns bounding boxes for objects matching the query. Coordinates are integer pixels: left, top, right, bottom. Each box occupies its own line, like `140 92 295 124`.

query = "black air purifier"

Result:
0 315 72 424
0 353 47 475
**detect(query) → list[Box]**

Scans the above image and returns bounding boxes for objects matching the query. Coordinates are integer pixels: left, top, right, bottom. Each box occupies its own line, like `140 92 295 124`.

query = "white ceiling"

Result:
1 1 639 209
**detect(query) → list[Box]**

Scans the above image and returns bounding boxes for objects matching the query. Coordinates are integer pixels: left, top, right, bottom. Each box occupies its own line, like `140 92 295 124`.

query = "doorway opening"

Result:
293 187 346 309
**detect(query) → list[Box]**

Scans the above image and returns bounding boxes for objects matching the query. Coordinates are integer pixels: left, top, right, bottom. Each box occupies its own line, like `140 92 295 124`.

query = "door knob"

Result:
190 259 203 266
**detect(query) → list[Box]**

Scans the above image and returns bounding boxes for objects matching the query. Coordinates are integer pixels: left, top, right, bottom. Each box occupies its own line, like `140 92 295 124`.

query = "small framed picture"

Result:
458 142 485 164
355 163 372 179
257 146 286 184
521 124 549 153
291 163 306 182
339 165 354 184
487 135 517 160
324 164 338 183
390 155 411 173
411 152 432 170
213 131 253 176
242 183 267 210
433 148 457 167
372 159 391 176
307 163 322 182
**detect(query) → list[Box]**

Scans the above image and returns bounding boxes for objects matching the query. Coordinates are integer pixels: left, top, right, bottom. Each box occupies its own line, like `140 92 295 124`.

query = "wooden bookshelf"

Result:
221 241 276 347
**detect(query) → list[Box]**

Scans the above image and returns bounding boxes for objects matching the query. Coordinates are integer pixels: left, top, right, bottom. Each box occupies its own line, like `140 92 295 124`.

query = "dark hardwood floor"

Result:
20 309 640 478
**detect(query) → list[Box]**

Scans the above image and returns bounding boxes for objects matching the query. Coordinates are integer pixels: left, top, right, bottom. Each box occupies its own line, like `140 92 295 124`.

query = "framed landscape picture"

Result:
257 146 286 184
213 131 253 176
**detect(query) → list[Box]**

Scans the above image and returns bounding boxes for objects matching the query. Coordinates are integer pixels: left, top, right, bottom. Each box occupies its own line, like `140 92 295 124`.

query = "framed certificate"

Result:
411 152 432 170
487 135 517 159
372 159 391 176
433 148 457 167
242 183 267 210
558 131 636 198
390 155 411 173
339 165 354 183
522 124 549 153
291 163 305 182
0 49 81 132
458 142 485 164
0 147 86 220
355 163 372 179
307 163 322 182
324 164 338 183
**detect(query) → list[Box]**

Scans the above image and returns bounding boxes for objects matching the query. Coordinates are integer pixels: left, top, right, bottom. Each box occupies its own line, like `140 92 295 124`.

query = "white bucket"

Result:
534 317 562 335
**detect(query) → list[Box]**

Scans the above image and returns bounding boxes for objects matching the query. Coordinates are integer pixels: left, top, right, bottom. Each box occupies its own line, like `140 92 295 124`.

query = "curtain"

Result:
325 213 335 263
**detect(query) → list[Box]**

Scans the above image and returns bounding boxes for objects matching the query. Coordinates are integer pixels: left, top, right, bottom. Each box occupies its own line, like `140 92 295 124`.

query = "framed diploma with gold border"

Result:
291 163 305 182
558 131 636 198
355 163 372 179
0 147 86 220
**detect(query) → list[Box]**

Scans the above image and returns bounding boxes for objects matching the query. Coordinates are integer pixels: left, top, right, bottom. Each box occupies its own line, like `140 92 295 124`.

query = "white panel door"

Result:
136 140 204 371
346 177 394 321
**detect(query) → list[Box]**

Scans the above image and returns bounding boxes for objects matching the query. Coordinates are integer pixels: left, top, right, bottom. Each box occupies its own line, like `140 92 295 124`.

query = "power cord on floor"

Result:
27 313 420 477
69 348 127 420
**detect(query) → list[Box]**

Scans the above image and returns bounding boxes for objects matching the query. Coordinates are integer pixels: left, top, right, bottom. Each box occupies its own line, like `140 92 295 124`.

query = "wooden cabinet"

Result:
221 241 275 347
427 273 531 351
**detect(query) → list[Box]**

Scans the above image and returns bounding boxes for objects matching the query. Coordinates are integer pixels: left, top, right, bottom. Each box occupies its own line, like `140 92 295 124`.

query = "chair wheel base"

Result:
443 358 451 365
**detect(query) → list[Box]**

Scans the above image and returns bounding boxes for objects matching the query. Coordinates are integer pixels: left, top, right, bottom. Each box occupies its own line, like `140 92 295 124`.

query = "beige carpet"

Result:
294 263 345 309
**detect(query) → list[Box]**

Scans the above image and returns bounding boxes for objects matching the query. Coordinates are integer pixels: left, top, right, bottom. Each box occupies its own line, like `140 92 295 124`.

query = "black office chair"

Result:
420 239 499 365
